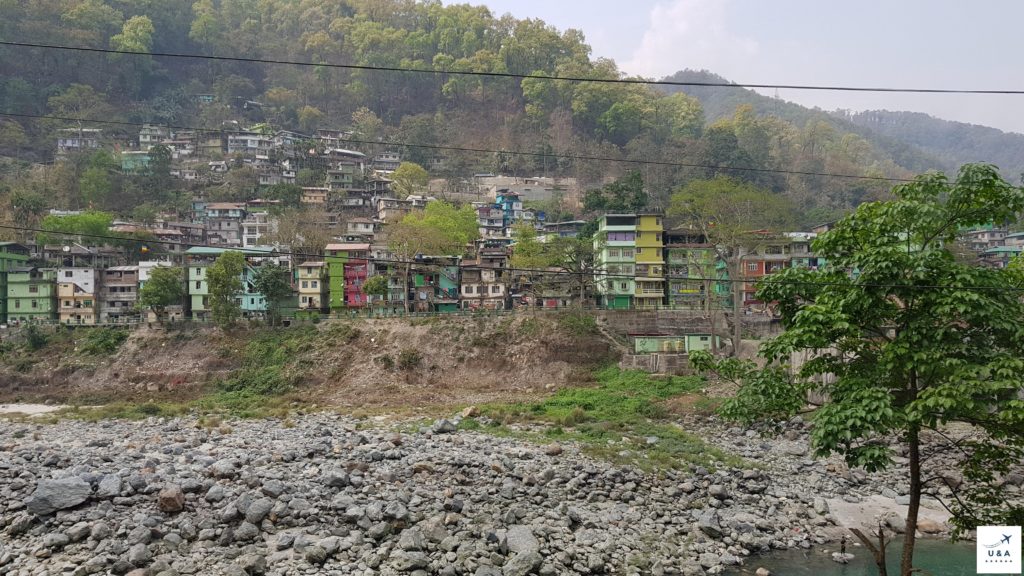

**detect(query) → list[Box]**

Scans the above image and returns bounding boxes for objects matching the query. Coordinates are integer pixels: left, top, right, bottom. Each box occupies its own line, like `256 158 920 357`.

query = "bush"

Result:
398 349 422 370
23 324 48 351
377 355 395 370
78 328 129 355
558 311 598 336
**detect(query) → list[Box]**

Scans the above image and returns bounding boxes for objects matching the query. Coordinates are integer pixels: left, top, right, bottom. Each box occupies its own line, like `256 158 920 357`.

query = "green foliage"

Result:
361 275 389 300
391 162 429 197
397 349 422 370
37 211 114 245
689 351 805 424
23 324 48 351
583 171 647 213
558 311 598 336
207 251 244 329
251 264 292 326
138 266 184 322
78 328 128 355
388 201 479 257
478 368 740 470
743 164 1024 544
264 184 303 208
212 326 317 412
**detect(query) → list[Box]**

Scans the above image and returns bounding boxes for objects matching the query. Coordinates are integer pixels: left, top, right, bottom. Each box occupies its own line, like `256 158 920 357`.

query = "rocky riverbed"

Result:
0 413 1015 576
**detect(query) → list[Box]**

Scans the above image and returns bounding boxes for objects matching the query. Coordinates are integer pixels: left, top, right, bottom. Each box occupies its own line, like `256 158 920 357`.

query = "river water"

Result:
728 538 975 576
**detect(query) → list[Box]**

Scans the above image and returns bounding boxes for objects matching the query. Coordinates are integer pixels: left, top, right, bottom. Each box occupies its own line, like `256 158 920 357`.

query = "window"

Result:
620 282 628 291
195 268 201 275
700 336 709 341
29 285 38 294
656 249 662 258
607 249 620 258
311 281 318 289
31 300 38 309
64 301 71 307
637 248 643 254
14 301 19 309
491 285 500 294
655 233 662 242
301 296 308 304
195 281 201 289
64 271 72 278
301 281 309 289
747 262 758 272
84 300 92 307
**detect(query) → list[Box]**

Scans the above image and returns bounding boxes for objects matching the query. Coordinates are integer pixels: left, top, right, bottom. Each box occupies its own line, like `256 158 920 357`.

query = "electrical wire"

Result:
2 223 1022 293
0 111 916 183
3 40 1024 95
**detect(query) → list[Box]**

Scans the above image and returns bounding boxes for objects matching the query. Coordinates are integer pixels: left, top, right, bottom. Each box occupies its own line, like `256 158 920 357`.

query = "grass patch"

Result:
472 367 743 471
77 328 129 355
557 310 598 336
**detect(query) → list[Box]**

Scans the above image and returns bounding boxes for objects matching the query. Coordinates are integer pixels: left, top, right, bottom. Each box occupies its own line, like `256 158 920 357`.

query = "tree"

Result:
698 164 1024 576
252 264 292 326
37 211 115 245
264 184 303 208
669 177 797 354
138 266 184 323
361 274 389 309
391 162 429 197
207 251 244 328
583 170 647 213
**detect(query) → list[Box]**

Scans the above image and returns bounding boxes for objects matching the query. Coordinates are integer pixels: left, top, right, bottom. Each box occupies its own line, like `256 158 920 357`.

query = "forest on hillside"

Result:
0 0 930 226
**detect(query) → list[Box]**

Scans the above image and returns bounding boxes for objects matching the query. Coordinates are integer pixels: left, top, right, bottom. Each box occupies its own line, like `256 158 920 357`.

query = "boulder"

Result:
26 477 92 516
503 551 543 576
157 485 186 513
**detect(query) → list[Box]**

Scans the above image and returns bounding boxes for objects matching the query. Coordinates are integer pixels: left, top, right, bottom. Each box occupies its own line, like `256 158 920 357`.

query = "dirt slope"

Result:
0 314 616 408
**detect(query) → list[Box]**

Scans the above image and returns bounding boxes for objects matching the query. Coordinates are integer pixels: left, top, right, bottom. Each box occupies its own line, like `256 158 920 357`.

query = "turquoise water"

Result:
728 538 976 576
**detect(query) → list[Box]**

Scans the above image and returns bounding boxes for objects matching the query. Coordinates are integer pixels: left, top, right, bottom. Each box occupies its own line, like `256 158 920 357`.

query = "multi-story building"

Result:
665 229 721 310
296 262 327 312
962 227 1008 252
325 243 370 312
460 241 509 310
475 204 505 238
594 214 637 309
138 124 170 149
373 152 401 172
99 266 139 323
327 161 360 191
185 247 277 320
0 243 30 323
226 131 273 157
56 128 102 156
737 235 792 305
6 267 57 324
634 213 665 309
346 218 376 240
301 187 329 205
409 256 460 313
138 260 184 322
57 267 98 325
205 203 246 246
241 210 275 248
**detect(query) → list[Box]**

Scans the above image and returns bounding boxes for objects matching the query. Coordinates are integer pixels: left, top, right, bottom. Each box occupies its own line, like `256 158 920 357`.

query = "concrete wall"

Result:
597 309 781 340
619 353 695 376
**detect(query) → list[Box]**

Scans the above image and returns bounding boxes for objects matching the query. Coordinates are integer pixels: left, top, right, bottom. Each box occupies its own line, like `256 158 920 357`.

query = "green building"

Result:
594 215 638 309
185 246 278 320
0 243 31 323
632 334 721 354
6 267 57 323
325 243 370 313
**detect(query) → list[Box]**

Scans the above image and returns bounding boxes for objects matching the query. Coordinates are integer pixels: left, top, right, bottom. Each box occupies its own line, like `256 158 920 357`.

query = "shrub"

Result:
24 324 48 351
78 328 128 355
398 349 422 370
377 355 395 370
558 311 598 336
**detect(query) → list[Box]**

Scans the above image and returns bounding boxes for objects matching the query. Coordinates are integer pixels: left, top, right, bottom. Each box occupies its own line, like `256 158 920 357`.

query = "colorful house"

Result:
665 229 723 310
325 243 370 312
99 266 139 323
296 262 327 312
6 267 57 324
410 256 460 312
185 247 278 320
594 214 637 309
634 213 665 309
58 267 99 325
0 243 30 323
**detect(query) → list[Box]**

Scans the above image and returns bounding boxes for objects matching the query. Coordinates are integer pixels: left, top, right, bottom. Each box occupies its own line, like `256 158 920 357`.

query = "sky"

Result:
442 0 1024 134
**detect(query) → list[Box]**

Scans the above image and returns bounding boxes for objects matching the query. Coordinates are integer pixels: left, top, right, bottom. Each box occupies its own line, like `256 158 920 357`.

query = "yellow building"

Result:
634 213 665 308
296 262 327 312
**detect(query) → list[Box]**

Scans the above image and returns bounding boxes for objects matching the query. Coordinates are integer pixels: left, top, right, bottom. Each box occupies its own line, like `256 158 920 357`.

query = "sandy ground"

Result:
0 403 67 416
828 494 951 530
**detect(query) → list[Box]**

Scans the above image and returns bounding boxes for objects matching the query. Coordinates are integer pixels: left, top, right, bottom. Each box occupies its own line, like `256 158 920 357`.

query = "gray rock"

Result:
432 419 457 434
245 498 274 524
96 474 122 499
42 532 70 550
210 459 238 478
698 510 723 538
398 528 426 551
813 497 830 515
90 522 112 541
233 521 260 542
205 484 226 503
323 469 349 488
26 477 92 516
67 521 92 542
708 484 729 500
236 553 267 575
390 550 429 571
304 545 328 565
503 551 543 576
128 543 151 567
506 525 540 555
261 480 285 498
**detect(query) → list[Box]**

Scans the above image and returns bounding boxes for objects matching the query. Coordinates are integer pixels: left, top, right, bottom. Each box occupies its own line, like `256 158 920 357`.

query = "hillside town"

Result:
3 120 1021 328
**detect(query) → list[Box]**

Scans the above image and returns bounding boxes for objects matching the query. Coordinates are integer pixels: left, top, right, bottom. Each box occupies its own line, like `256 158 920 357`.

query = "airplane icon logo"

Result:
985 534 1013 549
977 525 1021 574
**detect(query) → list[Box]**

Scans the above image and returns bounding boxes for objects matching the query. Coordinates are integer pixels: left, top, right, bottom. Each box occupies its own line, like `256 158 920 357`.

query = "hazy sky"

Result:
443 0 1024 134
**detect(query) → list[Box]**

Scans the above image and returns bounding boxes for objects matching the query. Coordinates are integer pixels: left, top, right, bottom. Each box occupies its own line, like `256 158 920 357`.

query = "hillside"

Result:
0 0 929 227
662 69 1024 179
0 314 615 410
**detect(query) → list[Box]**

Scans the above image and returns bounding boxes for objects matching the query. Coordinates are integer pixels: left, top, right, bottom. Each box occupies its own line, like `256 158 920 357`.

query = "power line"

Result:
2 223 1021 294
0 111 915 183
3 40 1024 96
